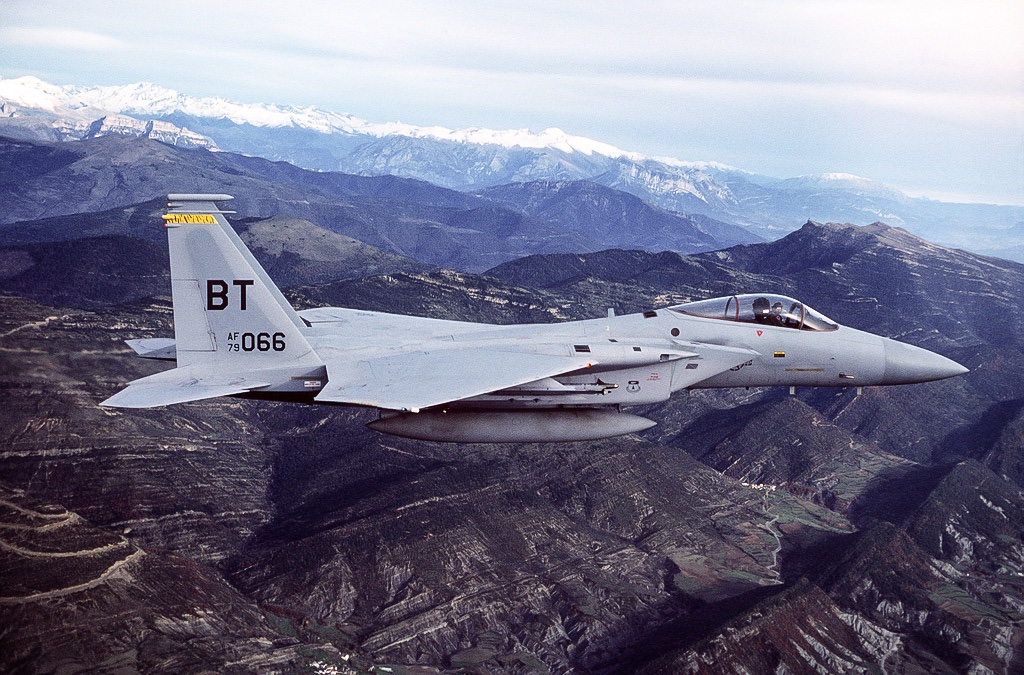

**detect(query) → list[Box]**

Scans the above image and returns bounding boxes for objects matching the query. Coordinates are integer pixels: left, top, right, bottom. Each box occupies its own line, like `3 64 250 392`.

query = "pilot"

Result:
771 302 785 326
752 297 771 323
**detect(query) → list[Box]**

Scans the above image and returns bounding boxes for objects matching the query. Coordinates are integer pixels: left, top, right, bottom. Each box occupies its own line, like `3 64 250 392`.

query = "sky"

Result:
1 0 1022 204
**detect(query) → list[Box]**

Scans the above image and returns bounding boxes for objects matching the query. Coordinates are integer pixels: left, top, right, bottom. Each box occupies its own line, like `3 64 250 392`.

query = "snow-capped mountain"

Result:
0 75 640 157
2 75 1022 259
0 75 755 219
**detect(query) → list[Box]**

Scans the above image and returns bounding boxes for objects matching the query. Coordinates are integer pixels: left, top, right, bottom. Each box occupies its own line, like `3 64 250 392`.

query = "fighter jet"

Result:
101 194 969 442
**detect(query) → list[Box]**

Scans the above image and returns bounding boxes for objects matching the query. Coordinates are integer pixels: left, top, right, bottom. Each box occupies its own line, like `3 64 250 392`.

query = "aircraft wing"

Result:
101 368 269 408
315 347 593 412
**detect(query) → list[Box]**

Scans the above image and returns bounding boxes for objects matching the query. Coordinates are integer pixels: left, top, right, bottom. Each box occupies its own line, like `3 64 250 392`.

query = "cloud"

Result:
1 0 1020 202
0 26 126 51
244 0 1024 91
202 0 1020 138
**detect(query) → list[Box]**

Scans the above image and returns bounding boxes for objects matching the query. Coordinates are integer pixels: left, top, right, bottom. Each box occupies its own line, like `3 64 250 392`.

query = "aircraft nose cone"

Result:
882 339 969 384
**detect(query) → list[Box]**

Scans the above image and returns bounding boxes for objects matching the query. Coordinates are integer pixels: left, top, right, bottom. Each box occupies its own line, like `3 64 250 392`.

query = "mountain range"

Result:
2 78 1024 672
1 127 1023 670
2 75 1023 261
0 134 756 272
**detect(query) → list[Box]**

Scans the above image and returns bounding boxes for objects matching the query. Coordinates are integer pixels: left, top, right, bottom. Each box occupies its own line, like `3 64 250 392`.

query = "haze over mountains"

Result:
1 85 1023 671
2 75 1023 261
0 134 756 272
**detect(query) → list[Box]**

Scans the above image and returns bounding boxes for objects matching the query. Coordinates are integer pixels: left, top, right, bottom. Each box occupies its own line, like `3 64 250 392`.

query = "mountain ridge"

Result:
1 206 1023 670
0 135 755 270
3 75 1022 261
2 78 1023 672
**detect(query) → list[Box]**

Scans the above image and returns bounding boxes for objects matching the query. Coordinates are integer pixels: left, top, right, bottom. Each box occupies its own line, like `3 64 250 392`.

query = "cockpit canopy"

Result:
670 294 839 331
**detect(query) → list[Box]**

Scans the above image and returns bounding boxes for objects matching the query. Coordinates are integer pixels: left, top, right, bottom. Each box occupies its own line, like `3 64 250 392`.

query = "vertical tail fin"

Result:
163 193 320 369
101 194 323 408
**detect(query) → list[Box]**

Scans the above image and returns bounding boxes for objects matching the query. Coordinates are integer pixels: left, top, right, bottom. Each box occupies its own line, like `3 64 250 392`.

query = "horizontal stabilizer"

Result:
101 368 269 408
167 193 235 202
316 347 593 412
126 338 177 361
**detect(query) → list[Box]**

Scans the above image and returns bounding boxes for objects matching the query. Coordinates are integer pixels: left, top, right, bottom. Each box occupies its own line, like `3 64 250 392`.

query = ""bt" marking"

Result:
207 279 254 310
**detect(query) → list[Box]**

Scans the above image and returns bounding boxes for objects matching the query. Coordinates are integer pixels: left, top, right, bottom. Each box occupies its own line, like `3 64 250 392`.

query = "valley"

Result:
0 134 1022 672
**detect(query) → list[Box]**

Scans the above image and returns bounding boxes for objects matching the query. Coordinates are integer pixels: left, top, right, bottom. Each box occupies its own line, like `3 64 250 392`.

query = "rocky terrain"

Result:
1 136 1023 672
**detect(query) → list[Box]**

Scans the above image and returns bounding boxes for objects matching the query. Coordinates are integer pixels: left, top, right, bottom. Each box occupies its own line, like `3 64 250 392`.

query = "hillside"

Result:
3 75 1022 260
0 135 753 270
0 199 1022 670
